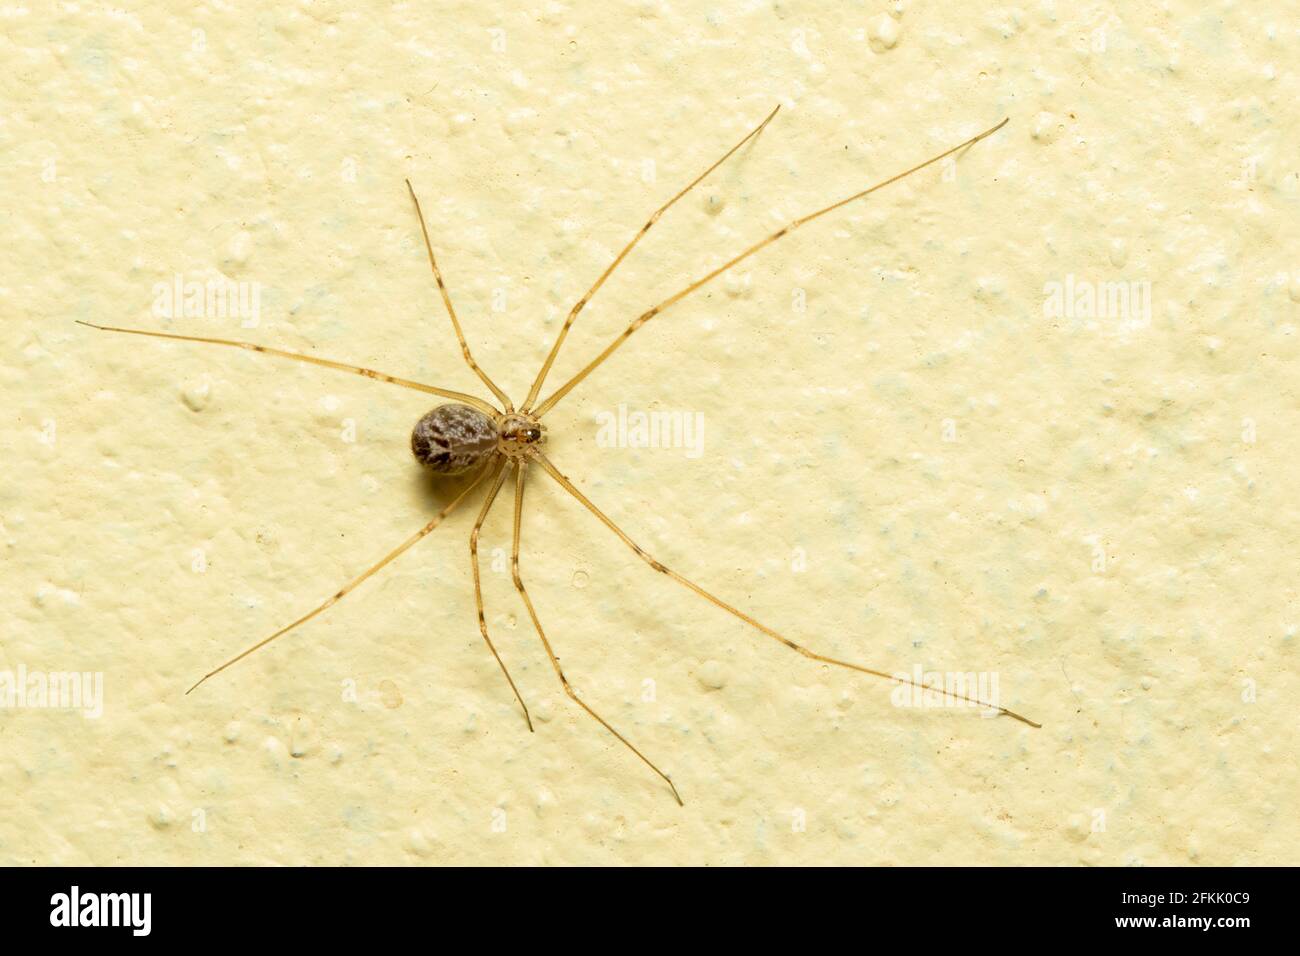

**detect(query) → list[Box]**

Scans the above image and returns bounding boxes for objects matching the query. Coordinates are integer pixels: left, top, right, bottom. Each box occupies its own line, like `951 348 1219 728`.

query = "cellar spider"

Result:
80 105 1036 806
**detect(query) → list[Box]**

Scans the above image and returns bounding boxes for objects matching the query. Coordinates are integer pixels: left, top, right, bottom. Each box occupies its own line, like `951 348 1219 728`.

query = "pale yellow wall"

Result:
3 1 1295 865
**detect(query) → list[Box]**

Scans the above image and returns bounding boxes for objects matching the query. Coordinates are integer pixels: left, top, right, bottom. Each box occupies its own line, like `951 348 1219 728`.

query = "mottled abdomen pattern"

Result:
410 404 498 474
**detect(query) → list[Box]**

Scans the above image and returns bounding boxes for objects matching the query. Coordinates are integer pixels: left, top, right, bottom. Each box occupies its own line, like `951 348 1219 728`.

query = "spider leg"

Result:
186 460 494 694
531 450 1039 728
76 321 498 416
511 459 683 805
406 180 514 411
469 459 533 731
521 104 780 412
533 118 1010 417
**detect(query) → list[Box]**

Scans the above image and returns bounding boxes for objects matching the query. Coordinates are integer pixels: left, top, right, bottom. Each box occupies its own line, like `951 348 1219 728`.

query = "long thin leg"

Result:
520 104 781 412
533 118 1010 417
470 460 533 730
76 321 499 416
186 461 494 694
406 180 514 411
532 451 1039 728
511 460 683 805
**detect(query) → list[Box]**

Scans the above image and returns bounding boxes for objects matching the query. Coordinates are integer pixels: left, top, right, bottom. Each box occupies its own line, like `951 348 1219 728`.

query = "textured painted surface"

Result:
2 2 1296 865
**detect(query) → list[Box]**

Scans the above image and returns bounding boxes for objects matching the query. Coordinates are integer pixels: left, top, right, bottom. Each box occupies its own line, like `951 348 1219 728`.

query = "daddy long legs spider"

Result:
80 106 1035 805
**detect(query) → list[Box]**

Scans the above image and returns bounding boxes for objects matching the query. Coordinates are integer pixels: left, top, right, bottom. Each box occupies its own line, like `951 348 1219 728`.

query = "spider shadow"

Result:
406 458 496 514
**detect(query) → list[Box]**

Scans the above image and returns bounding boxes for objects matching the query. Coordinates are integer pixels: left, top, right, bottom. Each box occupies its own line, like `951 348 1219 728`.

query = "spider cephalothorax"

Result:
496 412 546 459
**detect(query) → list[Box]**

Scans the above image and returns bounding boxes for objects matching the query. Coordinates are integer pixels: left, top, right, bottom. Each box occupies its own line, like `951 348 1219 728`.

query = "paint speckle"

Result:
697 659 727 690
379 679 403 709
974 274 1005 300
149 805 174 830
34 583 80 608
181 377 211 412
1031 111 1059 143
1108 238 1128 268
724 270 752 298
868 14 900 52
289 715 316 758
1065 814 1090 843
226 229 252 266
405 827 434 857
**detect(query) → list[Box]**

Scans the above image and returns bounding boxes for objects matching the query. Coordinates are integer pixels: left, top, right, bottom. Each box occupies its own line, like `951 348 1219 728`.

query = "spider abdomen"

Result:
411 403 498 474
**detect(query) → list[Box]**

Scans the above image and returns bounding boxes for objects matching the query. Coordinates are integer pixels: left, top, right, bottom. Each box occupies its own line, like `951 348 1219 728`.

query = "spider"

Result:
79 106 1035 805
